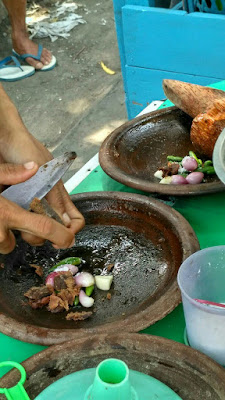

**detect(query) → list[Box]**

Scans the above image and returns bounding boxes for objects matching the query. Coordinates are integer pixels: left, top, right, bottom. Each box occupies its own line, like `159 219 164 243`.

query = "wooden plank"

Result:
125 65 221 118
122 6 225 78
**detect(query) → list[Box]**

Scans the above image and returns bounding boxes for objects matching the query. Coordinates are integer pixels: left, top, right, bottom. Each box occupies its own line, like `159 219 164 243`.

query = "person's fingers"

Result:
52 235 75 250
46 181 85 233
9 204 75 249
45 183 66 220
20 232 45 247
0 162 38 185
0 228 16 254
59 185 85 233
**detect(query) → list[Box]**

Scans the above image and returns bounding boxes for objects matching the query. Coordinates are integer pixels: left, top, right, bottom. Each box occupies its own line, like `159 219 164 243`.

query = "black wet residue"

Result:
0 225 171 330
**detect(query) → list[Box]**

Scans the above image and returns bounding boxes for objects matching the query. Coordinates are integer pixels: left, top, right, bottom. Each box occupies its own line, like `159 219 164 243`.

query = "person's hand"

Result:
0 130 85 247
0 162 78 254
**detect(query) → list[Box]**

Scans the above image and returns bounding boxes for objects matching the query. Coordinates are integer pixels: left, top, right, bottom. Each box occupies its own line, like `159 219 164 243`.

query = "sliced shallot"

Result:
79 290 94 308
54 264 79 275
75 272 95 287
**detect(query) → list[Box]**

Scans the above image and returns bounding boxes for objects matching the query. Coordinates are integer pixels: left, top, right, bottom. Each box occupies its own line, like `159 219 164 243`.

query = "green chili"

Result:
167 156 183 162
195 166 215 175
85 285 94 297
74 296 79 306
204 160 213 167
49 257 81 272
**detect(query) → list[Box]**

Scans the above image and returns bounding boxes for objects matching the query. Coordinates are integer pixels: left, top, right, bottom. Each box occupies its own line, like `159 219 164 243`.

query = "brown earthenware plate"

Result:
99 106 225 196
0 192 199 345
1 334 225 399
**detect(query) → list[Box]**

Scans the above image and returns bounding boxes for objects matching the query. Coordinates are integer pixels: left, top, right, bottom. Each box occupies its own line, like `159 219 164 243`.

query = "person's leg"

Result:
2 0 52 69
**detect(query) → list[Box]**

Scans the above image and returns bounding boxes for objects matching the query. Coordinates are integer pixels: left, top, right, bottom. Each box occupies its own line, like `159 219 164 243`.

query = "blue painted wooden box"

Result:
113 0 225 118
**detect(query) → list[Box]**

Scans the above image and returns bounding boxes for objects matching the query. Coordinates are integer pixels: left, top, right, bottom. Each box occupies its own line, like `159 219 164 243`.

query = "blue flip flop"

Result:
12 44 56 71
0 55 35 81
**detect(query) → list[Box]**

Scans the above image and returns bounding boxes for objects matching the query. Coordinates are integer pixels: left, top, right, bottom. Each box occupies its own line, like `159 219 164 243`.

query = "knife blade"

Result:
1 152 76 210
213 128 225 185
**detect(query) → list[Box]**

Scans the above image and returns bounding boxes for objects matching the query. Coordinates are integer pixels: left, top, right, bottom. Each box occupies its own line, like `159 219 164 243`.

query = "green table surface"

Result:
1 80 225 371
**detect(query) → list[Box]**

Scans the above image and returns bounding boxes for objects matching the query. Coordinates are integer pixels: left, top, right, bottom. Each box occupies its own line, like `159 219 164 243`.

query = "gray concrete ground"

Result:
0 0 127 182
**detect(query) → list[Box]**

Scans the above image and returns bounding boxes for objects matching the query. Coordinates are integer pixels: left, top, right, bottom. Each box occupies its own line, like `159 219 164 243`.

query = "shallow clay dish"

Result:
0 192 199 345
99 106 225 196
0 333 225 399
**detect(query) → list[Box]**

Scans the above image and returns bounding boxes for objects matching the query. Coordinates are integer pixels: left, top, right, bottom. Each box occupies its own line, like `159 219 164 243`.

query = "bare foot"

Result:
12 33 52 69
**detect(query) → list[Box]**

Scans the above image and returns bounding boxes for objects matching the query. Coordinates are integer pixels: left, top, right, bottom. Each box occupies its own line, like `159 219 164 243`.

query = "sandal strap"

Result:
0 56 23 71
13 44 43 61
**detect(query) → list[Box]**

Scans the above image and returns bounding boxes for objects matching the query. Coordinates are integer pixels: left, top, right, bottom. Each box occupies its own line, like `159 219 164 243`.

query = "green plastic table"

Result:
1 80 225 372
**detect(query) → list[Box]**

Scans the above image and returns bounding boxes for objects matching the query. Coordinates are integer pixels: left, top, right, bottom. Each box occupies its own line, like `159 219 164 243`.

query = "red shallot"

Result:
182 156 198 171
186 172 204 184
54 264 79 275
171 175 188 185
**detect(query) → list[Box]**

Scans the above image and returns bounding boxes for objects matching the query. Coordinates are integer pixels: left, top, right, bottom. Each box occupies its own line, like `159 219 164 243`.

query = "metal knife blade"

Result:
213 128 225 185
1 152 76 209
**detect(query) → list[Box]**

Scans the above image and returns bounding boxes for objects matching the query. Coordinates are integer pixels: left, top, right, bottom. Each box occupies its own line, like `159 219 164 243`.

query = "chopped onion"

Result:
159 176 172 185
186 172 204 184
154 170 163 179
45 271 60 287
54 264 79 275
95 275 113 291
182 156 198 171
171 175 188 185
79 290 94 308
75 272 95 287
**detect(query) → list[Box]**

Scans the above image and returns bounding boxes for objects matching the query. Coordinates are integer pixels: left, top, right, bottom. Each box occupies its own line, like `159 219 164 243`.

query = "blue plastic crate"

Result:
186 0 225 13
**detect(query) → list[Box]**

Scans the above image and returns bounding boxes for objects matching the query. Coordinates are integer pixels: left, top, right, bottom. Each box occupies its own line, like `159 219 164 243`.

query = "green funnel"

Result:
84 358 138 400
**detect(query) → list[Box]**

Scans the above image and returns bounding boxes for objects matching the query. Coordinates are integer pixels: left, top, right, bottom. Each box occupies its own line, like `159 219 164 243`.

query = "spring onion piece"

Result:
85 285 94 296
79 290 94 308
182 156 198 171
186 172 204 184
95 275 113 291
49 257 81 272
75 272 95 287
54 264 79 275
74 296 79 306
167 156 183 162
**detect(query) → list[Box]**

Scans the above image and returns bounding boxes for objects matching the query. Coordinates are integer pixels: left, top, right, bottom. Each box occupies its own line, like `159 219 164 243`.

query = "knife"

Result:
213 128 225 185
1 151 76 221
